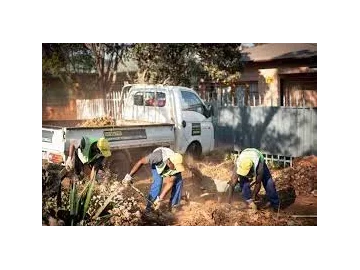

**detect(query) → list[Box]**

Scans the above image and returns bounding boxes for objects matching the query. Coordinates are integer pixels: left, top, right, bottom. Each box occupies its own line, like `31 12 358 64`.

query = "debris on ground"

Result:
42 152 317 226
42 163 63 197
173 201 306 226
78 116 116 127
194 161 233 181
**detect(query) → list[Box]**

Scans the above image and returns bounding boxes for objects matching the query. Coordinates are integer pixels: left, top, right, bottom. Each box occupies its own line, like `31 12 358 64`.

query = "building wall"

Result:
259 68 279 106
239 64 317 107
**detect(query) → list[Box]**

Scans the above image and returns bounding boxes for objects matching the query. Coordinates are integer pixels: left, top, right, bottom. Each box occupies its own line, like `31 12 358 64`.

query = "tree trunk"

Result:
99 79 108 115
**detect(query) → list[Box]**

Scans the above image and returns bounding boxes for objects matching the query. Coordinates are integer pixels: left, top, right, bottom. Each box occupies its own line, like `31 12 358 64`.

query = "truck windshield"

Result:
181 91 204 115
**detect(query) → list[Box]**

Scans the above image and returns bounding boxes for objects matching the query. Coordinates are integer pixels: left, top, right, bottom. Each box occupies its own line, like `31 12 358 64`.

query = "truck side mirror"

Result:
209 104 214 117
204 104 214 118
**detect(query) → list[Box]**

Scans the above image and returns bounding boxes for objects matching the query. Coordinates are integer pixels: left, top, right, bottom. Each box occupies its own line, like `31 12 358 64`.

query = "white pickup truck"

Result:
42 84 215 178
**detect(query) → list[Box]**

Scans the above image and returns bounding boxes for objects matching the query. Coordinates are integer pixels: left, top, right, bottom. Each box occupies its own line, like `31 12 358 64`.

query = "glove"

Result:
153 196 163 210
122 173 132 185
65 156 74 171
96 170 105 182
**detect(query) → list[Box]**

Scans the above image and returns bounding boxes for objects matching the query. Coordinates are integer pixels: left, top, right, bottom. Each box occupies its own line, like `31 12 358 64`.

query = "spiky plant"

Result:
69 175 96 226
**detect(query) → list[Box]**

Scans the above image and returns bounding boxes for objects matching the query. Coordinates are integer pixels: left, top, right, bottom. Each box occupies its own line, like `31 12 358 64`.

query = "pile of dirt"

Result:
173 201 309 226
181 157 233 197
182 153 316 214
273 155 317 195
87 181 143 226
78 116 115 127
195 160 233 180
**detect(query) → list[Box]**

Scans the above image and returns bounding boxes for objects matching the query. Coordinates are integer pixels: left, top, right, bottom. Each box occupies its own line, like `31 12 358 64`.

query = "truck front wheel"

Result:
185 141 202 160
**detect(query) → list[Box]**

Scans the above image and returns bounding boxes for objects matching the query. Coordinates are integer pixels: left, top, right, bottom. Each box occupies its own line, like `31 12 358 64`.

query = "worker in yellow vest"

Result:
123 147 185 211
228 148 280 211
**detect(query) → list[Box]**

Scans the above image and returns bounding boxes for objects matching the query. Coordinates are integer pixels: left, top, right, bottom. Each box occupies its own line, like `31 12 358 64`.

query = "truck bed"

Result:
42 121 176 164
42 119 173 128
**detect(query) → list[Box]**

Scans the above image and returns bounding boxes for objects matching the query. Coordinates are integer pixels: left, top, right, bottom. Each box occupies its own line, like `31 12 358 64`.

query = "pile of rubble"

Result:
174 201 308 226
78 116 116 127
87 181 143 226
273 155 317 195
195 160 233 181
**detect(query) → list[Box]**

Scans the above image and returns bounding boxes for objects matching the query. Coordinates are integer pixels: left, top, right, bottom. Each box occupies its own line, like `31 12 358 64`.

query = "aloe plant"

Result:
69 181 77 225
82 178 95 220
69 174 96 226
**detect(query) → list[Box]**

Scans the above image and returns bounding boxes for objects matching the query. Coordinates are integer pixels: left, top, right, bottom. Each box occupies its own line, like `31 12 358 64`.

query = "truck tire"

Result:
106 151 131 181
185 141 202 160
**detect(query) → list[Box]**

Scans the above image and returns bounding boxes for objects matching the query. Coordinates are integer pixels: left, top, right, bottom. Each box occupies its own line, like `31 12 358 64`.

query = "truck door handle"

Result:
182 120 186 128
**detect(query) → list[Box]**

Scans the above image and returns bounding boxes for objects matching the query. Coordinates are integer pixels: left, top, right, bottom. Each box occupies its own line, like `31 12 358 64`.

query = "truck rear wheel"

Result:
106 151 131 181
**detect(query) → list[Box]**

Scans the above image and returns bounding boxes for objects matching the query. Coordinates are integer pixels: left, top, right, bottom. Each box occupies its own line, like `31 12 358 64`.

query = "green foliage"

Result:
84 43 131 90
42 43 94 91
42 44 94 74
43 43 244 97
130 43 243 87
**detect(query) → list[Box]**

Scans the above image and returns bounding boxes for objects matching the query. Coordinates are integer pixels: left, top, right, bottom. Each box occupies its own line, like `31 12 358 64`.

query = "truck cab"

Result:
121 85 214 158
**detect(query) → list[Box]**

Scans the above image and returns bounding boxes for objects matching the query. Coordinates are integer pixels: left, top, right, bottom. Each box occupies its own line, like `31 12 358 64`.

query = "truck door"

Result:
177 90 214 155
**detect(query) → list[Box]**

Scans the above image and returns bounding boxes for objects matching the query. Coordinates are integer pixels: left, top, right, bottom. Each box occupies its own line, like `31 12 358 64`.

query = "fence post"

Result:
289 95 292 107
259 94 261 106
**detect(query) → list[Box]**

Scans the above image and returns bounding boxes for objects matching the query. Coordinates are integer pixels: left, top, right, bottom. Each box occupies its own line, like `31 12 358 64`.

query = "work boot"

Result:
170 204 181 213
264 201 272 209
247 200 257 210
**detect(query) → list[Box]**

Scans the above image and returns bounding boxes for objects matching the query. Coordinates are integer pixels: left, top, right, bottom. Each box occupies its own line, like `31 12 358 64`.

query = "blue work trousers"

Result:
146 164 183 210
240 163 280 208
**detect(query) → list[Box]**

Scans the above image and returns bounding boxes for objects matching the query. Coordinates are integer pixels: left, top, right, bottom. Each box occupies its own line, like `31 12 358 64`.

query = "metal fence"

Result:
75 87 317 157
208 86 319 157
76 91 126 120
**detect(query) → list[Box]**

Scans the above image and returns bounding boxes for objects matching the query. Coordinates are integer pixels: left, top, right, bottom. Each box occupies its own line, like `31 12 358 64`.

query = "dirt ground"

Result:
127 152 317 226
43 151 317 226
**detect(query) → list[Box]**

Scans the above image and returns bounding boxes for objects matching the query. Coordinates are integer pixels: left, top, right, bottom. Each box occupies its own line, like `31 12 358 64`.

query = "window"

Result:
181 91 204 114
133 91 166 107
133 92 144 106
238 82 259 106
